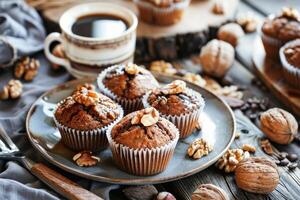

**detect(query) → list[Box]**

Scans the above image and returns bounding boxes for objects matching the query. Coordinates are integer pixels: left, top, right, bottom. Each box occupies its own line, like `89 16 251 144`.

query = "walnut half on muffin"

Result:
143 80 205 138
107 107 179 175
54 86 123 151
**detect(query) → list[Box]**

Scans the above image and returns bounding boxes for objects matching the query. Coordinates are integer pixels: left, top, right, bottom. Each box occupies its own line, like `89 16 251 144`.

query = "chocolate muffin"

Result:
97 63 159 113
261 7 300 59
279 39 300 89
134 0 190 26
143 80 205 138
54 86 123 151
107 107 179 175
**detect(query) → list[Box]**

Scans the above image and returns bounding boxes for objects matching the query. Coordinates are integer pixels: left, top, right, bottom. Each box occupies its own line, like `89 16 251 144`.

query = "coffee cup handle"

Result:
44 32 71 71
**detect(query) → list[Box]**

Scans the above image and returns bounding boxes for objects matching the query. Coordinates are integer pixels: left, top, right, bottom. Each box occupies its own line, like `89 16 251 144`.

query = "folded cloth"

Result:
0 0 46 68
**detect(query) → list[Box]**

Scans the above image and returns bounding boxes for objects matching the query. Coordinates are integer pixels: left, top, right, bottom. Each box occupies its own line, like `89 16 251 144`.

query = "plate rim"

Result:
26 75 236 185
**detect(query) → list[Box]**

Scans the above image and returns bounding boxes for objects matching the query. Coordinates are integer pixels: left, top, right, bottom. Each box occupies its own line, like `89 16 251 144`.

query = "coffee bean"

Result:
279 158 290 166
241 129 249 134
240 104 249 111
274 159 281 165
287 154 298 162
278 152 288 160
288 162 298 170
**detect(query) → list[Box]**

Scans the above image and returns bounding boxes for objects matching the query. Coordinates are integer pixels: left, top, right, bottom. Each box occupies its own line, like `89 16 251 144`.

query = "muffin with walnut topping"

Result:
143 80 204 138
97 63 159 113
54 86 123 151
134 0 190 26
107 107 179 175
261 7 300 59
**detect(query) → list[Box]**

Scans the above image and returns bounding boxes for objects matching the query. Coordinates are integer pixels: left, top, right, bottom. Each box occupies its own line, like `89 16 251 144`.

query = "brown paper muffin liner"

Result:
261 32 285 60
142 88 205 138
97 65 145 114
134 0 190 25
106 123 179 176
53 99 124 152
279 39 300 89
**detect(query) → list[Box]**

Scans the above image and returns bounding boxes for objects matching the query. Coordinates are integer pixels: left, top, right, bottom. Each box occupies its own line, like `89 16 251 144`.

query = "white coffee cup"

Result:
44 2 138 78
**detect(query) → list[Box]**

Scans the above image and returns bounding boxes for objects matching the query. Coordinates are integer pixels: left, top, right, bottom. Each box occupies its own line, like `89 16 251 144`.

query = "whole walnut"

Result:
200 39 234 78
235 157 279 194
260 108 298 144
217 23 245 47
191 184 229 200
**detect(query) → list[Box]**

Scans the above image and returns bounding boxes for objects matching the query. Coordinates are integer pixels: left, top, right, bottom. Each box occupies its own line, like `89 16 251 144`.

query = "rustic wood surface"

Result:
252 38 300 117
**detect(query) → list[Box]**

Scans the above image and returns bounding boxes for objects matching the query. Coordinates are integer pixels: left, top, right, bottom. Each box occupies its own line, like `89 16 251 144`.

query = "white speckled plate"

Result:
26 74 235 185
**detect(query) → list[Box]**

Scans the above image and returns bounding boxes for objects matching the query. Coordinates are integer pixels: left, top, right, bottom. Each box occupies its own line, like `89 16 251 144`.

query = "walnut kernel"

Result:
150 60 177 75
125 63 140 75
187 138 213 159
212 0 226 15
160 80 186 95
0 79 23 100
216 148 250 173
183 73 206 87
242 144 256 153
236 12 258 33
73 89 100 107
260 108 298 144
73 151 100 167
15 57 40 81
281 7 300 21
235 157 279 194
260 139 273 155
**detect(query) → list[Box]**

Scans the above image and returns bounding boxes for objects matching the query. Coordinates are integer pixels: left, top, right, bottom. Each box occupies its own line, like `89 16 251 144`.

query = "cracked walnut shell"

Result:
15 57 40 81
73 151 100 167
260 108 298 144
235 157 279 194
187 138 213 159
131 107 159 127
0 79 23 100
192 184 229 200
217 23 245 47
200 39 234 78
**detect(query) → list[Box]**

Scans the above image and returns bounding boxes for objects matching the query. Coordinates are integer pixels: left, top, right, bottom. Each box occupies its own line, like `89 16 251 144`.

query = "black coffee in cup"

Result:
71 14 129 39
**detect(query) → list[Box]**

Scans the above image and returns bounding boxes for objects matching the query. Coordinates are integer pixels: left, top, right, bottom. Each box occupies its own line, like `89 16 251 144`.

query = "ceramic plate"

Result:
26 74 235 184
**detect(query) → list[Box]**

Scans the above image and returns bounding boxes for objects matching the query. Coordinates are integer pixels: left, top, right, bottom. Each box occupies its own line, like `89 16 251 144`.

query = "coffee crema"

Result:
71 14 129 39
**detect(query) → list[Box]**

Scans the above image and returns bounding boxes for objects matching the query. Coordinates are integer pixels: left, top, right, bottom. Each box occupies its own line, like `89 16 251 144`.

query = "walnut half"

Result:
131 107 159 127
187 138 213 159
72 151 100 167
0 79 23 100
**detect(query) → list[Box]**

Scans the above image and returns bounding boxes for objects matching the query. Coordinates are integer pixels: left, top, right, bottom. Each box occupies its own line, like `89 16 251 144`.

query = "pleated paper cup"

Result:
106 121 179 176
279 39 300 89
97 65 144 114
142 88 205 138
134 0 190 25
261 32 285 60
53 100 124 152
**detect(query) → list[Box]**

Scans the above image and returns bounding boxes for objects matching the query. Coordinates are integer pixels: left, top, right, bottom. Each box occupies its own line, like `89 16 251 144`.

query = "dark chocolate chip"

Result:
287 153 298 162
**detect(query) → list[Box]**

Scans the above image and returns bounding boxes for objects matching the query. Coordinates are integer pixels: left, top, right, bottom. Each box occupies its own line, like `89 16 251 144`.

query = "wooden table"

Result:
109 1 300 199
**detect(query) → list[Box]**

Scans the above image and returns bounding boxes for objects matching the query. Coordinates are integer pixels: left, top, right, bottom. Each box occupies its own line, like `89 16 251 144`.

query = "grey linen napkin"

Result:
0 0 45 68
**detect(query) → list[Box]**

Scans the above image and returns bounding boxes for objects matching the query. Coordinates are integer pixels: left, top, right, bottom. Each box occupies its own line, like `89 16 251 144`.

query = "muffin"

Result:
134 0 190 26
261 7 300 60
54 86 123 151
107 107 179 175
279 39 300 89
97 63 159 113
143 80 205 138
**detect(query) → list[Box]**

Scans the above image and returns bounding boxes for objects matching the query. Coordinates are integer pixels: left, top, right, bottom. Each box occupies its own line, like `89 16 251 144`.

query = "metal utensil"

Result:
0 126 102 200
